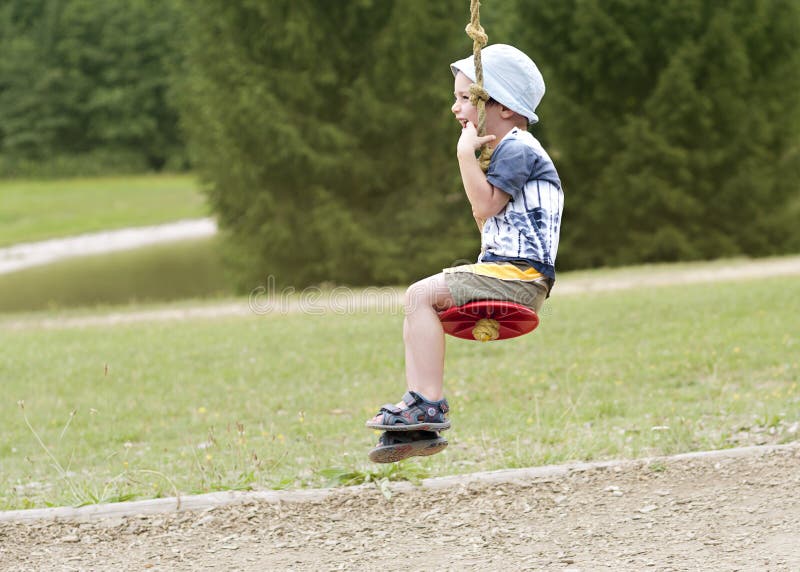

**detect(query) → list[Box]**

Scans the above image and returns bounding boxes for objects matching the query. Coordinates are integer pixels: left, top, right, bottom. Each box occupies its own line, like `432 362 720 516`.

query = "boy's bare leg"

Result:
402 273 454 401
368 273 453 424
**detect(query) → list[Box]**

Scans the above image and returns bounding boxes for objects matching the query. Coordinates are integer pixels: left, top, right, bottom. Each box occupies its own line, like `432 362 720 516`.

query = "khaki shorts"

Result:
443 269 550 312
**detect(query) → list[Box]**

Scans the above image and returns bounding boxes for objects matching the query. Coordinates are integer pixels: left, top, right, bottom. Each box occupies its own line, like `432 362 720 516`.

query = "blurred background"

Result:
1 0 799 312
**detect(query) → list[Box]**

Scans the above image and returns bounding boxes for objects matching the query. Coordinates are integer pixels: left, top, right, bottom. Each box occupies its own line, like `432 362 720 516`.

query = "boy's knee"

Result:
404 280 432 313
403 283 422 313
404 274 451 314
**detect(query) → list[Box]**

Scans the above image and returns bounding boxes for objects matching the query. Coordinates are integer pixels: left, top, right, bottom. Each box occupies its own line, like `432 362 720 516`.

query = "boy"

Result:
367 44 564 462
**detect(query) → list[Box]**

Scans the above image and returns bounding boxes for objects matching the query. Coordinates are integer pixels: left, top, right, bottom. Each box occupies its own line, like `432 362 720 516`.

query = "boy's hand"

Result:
457 121 496 157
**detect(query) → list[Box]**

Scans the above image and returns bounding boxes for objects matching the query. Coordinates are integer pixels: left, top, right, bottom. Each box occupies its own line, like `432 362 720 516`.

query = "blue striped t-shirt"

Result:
480 127 564 280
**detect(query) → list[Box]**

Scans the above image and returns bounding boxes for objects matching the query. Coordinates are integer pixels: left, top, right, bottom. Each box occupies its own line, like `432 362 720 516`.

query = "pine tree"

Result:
181 0 478 289
0 0 185 175
511 0 800 267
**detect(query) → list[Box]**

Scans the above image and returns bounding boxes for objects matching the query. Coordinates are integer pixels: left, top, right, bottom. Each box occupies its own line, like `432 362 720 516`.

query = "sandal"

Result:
365 391 450 432
369 430 448 463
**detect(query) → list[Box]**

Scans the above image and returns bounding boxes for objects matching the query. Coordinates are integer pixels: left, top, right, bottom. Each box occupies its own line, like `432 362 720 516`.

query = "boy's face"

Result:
451 72 479 129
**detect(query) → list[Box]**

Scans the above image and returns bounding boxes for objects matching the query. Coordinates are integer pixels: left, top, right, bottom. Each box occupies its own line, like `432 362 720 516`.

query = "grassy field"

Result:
0 174 206 247
1 269 798 510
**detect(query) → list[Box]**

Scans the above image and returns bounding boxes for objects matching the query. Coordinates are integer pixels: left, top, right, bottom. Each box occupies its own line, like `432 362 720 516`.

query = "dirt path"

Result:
0 218 217 275
3 255 800 331
1 445 798 571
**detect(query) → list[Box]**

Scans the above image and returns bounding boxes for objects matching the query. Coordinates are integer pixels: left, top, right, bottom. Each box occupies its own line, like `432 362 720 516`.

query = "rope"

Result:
465 0 493 172
472 318 500 341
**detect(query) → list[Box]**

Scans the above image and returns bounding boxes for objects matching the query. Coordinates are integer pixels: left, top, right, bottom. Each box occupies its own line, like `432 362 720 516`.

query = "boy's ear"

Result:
500 105 528 128
499 105 516 119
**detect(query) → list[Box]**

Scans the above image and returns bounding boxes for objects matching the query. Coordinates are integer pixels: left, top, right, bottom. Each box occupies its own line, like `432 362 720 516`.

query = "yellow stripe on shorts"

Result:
443 263 544 282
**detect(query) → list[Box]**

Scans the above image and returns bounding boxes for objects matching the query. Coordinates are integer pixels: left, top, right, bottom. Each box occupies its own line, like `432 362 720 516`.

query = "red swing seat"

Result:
438 300 539 341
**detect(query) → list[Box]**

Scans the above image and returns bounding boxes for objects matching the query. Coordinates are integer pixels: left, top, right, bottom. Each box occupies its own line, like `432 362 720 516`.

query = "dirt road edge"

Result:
2 442 796 524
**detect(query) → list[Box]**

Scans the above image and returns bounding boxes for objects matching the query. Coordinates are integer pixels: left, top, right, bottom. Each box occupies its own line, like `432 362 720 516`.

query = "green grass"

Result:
0 174 206 247
0 237 232 313
0 270 798 509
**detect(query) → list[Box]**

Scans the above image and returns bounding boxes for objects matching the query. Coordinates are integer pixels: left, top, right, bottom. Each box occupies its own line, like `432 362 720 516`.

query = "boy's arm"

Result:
457 123 511 220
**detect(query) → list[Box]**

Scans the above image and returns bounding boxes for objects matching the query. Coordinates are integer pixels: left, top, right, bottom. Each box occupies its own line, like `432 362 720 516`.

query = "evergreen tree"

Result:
0 0 185 176
182 0 800 286
511 0 800 267
181 0 478 289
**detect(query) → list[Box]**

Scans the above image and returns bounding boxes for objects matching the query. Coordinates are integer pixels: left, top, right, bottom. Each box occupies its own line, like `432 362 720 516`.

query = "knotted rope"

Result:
472 318 500 342
465 0 493 172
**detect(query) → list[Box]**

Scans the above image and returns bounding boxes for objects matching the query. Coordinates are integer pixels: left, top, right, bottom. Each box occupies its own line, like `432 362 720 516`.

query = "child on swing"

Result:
367 44 564 462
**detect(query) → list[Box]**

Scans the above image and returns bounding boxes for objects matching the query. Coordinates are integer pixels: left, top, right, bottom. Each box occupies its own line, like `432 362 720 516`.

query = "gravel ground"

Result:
1 445 798 571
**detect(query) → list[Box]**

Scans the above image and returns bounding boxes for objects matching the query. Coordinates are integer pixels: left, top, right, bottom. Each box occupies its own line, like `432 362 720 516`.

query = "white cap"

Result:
450 44 545 125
